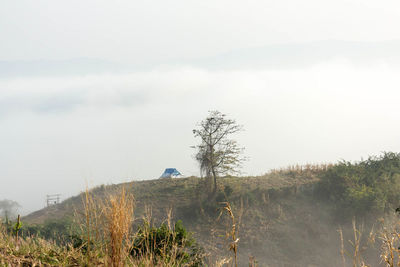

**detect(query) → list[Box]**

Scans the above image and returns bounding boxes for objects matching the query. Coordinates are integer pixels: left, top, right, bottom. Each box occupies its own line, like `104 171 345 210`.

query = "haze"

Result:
1 0 400 214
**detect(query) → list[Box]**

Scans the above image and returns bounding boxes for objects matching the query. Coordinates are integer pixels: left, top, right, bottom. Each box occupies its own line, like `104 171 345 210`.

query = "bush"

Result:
131 220 205 266
224 185 233 198
22 219 72 243
316 152 400 218
216 191 226 202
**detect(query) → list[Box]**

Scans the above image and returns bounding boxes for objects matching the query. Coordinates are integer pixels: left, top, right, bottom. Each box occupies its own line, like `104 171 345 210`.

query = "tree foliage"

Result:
193 111 244 193
0 199 20 220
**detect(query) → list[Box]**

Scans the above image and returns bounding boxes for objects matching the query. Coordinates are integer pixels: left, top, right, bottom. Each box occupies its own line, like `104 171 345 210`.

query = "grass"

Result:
13 155 400 266
1 187 207 266
17 168 329 266
23 170 320 225
219 202 239 267
0 225 83 266
104 187 135 266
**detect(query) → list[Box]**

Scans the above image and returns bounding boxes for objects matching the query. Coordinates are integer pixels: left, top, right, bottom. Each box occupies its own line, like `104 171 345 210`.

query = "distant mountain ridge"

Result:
2 40 400 78
0 58 128 78
187 39 400 70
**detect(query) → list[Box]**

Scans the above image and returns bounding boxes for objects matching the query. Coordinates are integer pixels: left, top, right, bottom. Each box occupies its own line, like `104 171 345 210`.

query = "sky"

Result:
1 0 400 214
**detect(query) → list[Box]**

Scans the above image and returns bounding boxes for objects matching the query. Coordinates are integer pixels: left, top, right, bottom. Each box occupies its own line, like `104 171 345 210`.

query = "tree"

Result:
193 111 244 194
0 199 20 221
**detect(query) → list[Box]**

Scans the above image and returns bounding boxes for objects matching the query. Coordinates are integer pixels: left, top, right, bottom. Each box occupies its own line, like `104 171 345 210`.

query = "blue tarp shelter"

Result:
160 168 182 178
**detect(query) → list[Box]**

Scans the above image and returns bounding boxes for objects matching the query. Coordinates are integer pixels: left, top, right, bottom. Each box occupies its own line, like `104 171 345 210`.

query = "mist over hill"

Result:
3 1 400 265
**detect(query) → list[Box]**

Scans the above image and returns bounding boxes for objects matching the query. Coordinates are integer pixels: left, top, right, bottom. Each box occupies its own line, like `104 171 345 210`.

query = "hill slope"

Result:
24 171 318 225
24 170 343 266
20 153 400 266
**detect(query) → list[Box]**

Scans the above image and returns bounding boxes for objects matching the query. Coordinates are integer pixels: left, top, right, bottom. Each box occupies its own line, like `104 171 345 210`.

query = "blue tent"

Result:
160 168 182 178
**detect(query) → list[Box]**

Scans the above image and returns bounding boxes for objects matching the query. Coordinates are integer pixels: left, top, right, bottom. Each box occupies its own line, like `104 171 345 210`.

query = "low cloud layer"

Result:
1 61 400 213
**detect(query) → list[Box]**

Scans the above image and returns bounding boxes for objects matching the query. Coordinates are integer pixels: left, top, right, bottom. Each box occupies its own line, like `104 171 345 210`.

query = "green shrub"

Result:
316 152 400 218
216 191 226 202
22 219 72 244
224 185 233 198
131 220 205 266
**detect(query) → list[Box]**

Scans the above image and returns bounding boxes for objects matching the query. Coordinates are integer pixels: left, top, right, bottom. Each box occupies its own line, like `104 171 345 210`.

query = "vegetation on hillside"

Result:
316 152 400 219
1 188 206 266
4 152 400 265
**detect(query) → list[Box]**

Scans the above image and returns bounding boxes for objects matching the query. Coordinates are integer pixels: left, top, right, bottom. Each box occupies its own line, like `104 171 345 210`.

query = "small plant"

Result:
220 202 239 267
378 215 400 267
13 215 22 245
338 218 377 267
69 233 93 254
248 255 257 267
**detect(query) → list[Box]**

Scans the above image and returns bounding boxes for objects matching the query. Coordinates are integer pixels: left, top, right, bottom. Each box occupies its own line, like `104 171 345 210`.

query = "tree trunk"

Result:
211 168 217 195
206 173 213 192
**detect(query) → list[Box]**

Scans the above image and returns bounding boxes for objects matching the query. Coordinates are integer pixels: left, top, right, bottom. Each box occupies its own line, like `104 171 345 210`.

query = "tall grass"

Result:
220 202 239 267
80 186 107 265
77 186 204 266
80 186 135 266
0 186 208 266
379 216 400 267
338 215 400 267
104 187 135 266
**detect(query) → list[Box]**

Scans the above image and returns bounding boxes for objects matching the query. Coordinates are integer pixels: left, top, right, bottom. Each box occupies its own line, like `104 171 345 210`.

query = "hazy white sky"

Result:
2 0 400 62
1 0 400 214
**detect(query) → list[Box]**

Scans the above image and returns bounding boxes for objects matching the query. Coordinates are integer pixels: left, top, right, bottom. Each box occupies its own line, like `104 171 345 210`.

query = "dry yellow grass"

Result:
1 186 207 266
337 216 400 267
269 163 333 176
220 202 239 267
80 186 136 266
104 187 135 267
378 216 400 267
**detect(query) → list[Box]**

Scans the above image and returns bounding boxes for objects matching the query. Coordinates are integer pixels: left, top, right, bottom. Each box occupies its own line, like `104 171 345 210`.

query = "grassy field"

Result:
17 168 325 266
3 155 400 266
24 168 320 225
